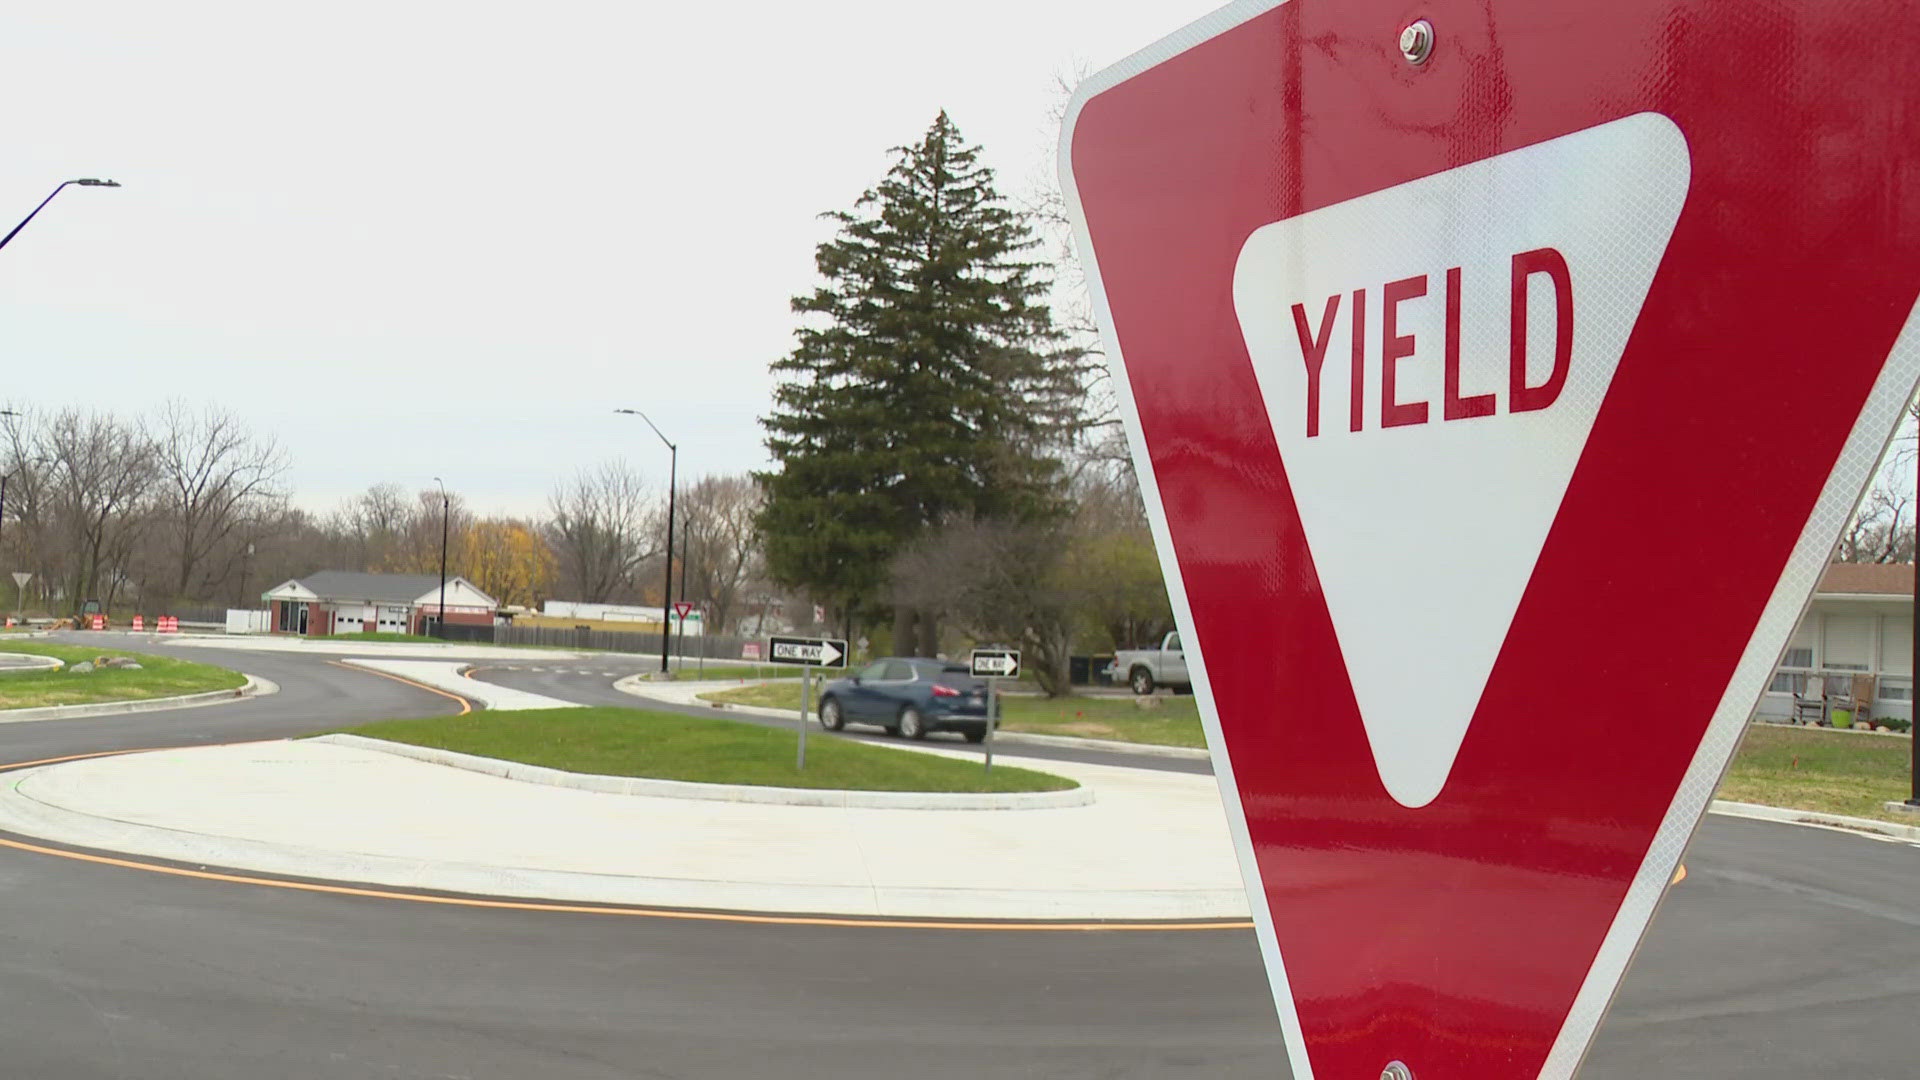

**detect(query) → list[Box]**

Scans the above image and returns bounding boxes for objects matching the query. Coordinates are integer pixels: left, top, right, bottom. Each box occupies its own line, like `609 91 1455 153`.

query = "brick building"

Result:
261 571 498 636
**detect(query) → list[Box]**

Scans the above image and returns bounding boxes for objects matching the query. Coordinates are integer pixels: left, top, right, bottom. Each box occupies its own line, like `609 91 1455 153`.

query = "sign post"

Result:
10 572 28 617
1064 4 1920 1076
768 635 848 770
672 601 695 676
969 649 1020 775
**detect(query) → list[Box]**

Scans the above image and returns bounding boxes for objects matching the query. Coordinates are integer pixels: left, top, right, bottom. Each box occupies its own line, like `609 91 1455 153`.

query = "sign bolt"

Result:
1398 19 1434 64
1381 1063 1415 1080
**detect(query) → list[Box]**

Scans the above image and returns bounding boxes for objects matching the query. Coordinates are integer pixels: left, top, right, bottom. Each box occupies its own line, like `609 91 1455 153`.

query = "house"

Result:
1755 563 1913 724
261 571 499 636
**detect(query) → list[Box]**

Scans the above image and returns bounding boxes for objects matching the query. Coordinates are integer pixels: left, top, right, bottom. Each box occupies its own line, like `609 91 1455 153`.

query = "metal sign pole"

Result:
984 676 996 776
798 661 811 769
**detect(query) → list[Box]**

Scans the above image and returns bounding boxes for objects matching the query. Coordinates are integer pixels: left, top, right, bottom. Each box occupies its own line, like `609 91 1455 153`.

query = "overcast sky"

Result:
0 0 1221 519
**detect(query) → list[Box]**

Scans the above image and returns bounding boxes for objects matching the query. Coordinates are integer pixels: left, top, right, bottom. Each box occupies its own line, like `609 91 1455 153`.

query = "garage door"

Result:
377 606 411 634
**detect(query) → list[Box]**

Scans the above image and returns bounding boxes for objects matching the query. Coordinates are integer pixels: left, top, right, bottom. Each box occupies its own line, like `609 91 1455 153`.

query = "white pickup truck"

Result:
1108 631 1191 695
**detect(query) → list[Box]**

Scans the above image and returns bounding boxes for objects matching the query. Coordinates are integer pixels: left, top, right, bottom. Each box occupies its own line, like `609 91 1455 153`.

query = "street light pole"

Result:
434 477 449 640
0 179 121 254
615 409 676 674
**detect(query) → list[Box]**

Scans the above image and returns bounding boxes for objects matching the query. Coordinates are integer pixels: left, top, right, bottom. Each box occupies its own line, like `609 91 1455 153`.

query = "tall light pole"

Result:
433 477 449 639
615 409 676 674
0 179 121 254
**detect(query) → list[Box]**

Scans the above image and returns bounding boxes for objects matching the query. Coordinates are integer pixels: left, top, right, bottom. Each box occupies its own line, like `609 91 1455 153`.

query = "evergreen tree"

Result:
756 112 1088 638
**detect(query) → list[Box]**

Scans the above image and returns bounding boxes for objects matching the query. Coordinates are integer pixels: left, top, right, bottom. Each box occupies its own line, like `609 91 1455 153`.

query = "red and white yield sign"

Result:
672 601 695 620
1062 1 1920 1077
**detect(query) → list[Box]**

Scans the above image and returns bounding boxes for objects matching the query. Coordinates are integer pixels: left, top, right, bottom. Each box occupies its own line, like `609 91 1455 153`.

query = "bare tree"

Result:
151 401 289 602
546 460 658 602
893 516 1078 696
38 410 159 613
332 482 413 570
677 474 763 632
1836 483 1916 563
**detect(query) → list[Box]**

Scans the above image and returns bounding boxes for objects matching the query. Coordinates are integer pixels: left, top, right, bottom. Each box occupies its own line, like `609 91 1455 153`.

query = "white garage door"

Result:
333 604 374 634
378 606 411 634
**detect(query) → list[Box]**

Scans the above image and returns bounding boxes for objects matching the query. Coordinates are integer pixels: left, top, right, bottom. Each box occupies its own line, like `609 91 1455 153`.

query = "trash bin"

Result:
1831 707 1854 728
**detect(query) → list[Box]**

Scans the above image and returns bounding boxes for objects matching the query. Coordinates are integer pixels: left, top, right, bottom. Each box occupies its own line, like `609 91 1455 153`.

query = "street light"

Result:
615 409 676 674
433 477 449 639
0 179 121 254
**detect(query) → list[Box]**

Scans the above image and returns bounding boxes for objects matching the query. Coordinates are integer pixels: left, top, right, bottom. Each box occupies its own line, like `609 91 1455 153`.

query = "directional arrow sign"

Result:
766 635 847 669
1063 2 1920 1078
969 649 1020 679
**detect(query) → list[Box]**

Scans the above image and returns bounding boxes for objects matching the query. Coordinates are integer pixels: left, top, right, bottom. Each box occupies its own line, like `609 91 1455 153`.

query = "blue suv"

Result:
818 657 991 741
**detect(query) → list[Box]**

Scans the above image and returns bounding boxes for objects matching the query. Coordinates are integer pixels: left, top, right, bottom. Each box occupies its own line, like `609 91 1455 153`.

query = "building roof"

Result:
293 571 465 605
1816 562 1914 596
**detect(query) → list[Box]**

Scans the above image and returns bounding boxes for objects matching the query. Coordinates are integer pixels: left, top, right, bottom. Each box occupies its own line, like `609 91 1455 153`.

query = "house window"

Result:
1768 647 1814 693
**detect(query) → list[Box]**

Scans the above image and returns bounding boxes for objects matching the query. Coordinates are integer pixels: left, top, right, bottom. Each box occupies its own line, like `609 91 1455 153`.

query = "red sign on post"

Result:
672 601 694 620
1063 3 1920 1078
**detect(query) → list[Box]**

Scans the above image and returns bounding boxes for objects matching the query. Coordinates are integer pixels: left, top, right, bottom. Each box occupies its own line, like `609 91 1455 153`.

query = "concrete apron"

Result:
0 738 1249 920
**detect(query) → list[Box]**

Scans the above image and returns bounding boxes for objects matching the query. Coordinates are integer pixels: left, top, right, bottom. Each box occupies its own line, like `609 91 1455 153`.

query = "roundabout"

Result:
0 632 1906 1079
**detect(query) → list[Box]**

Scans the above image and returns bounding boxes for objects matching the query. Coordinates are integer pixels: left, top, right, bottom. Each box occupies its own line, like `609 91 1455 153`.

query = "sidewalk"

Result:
0 737 1249 920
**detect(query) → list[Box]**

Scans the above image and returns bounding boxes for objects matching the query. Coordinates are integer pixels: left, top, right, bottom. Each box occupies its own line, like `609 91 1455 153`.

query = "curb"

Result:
310 733 1094 810
0 653 65 674
627 677 1214 763
0 674 277 724
1709 799 1920 844
993 730 1210 761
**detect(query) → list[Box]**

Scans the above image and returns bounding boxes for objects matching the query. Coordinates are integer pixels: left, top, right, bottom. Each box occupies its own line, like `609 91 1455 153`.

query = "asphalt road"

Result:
0 635 1909 1078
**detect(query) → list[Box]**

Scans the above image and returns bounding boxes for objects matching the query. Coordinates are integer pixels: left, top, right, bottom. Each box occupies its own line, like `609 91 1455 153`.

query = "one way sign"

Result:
767 635 847 669
969 649 1020 679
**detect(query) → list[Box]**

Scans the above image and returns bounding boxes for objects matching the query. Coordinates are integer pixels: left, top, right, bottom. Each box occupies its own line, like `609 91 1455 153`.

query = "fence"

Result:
437 622 758 661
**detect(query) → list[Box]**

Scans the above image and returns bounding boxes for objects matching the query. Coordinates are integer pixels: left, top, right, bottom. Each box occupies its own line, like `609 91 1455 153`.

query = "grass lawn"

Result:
334 706 1075 793
699 683 1209 748
1719 724 1915 824
672 664 805 682
996 694 1206 748
0 642 246 710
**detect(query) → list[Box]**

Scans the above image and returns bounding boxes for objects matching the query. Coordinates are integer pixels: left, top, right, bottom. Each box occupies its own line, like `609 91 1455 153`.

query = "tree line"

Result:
0 407 768 630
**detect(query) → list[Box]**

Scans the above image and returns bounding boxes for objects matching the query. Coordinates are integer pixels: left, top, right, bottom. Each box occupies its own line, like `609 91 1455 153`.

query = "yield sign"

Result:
672 601 695 620
1062 2 1920 1078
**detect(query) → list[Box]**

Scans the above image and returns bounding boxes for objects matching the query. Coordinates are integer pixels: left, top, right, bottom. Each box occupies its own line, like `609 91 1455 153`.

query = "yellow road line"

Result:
329 660 472 715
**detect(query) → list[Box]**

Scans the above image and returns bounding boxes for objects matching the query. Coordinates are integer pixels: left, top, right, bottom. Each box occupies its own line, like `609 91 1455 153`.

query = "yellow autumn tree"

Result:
455 518 555 609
